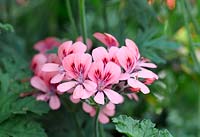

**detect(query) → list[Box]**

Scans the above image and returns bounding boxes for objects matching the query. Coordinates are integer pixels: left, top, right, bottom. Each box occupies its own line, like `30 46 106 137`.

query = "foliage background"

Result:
0 0 199 137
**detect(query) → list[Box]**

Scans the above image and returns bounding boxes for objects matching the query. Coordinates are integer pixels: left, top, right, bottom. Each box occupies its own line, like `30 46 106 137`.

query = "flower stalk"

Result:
95 106 100 137
66 0 78 37
79 0 87 44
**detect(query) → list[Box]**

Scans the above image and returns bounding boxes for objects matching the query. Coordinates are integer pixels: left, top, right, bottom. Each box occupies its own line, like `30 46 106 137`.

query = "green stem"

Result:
181 0 200 73
66 0 78 37
95 106 100 137
79 0 87 44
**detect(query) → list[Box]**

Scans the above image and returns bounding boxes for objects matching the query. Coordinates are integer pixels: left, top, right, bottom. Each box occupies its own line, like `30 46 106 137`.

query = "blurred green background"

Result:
0 0 199 137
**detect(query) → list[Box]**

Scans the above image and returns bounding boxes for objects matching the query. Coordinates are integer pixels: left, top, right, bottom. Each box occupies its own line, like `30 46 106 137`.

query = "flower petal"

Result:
94 92 105 105
42 63 59 72
131 68 158 79
98 112 109 124
49 95 61 110
74 53 92 78
58 41 73 60
104 89 124 104
36 94 49 101
72 85 84 99
70 95 80 104
93 32 119 48
83 80 97 92
138 62 157 68
103 62 121 86
72 41 87 53
127 78 150 94
62 54 77 79
57 81 77 92
30 76 49 92
92 47 109 63
50 73 65 83
125 39 140 60
82 102 95 113
88 61 104 83
117 47 136 72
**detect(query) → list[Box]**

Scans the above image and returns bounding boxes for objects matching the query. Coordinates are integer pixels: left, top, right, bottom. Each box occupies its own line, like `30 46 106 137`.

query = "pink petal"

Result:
74 53 92 78
92 47 109 63
132 68 158 79
42 63 59 72
81 90 95 99
30 76 49 92
62 54 77 79
127 78 150 94
49 95 61 110
119 73 130 80
82 102 95 113
138 62 157 68
72 41 87 53
50 73 65 83
125 39 140 59
98 112 109 124
102 103 115 116
88 61 104 83
58 41 73 60
93 32 119 48
94 92 105 105
36 94 49 101
103 62 121 86
104 89 124 104
76 36 93 51
72 85 84 99
117 47 136 72
83 80 97 92
70 95 80 104
105 102 115 110
57 81 77 92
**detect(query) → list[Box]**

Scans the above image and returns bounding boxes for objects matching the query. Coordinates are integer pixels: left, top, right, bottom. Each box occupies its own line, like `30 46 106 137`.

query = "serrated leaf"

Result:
112 115 173 137
12 97 50 115
0 117 47 137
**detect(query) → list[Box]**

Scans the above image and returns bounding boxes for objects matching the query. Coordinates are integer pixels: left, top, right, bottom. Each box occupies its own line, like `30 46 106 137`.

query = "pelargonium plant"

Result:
30 32 158 132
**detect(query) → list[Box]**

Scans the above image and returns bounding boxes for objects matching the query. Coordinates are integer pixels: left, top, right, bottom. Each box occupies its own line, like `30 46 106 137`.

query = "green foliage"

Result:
0 116 47 137
0 23 14 33
112 115 173 137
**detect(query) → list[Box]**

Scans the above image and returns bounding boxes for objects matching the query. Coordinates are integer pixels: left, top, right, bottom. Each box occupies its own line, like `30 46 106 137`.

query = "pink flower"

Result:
34 37 61 53
117 39 158 94
93 32 119 48
57 53 97 99
31 53 47 75
82 102 115 124
42 41 87 84
30 76 61 110
76 36 93 51
92 47 120 65
88 61 123 105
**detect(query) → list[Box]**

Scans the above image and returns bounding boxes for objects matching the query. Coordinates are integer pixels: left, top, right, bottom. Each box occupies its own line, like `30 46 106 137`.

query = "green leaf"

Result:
0 117 47 137
12 97 50 115
112 115 173 137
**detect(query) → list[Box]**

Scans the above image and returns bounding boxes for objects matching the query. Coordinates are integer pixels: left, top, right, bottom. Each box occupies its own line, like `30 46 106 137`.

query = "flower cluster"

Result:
30 33 158 124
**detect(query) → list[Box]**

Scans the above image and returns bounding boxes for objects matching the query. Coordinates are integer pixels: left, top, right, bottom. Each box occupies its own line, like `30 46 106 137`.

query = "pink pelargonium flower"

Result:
92 47 119 65
31 53 47 75
42 41 87 84
57 53 97 99
93 32 119 48
34 37 61 53
82 102 115 124
30 76 61 110
88 61 123 105
117 39 158 94
76 36 93 51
